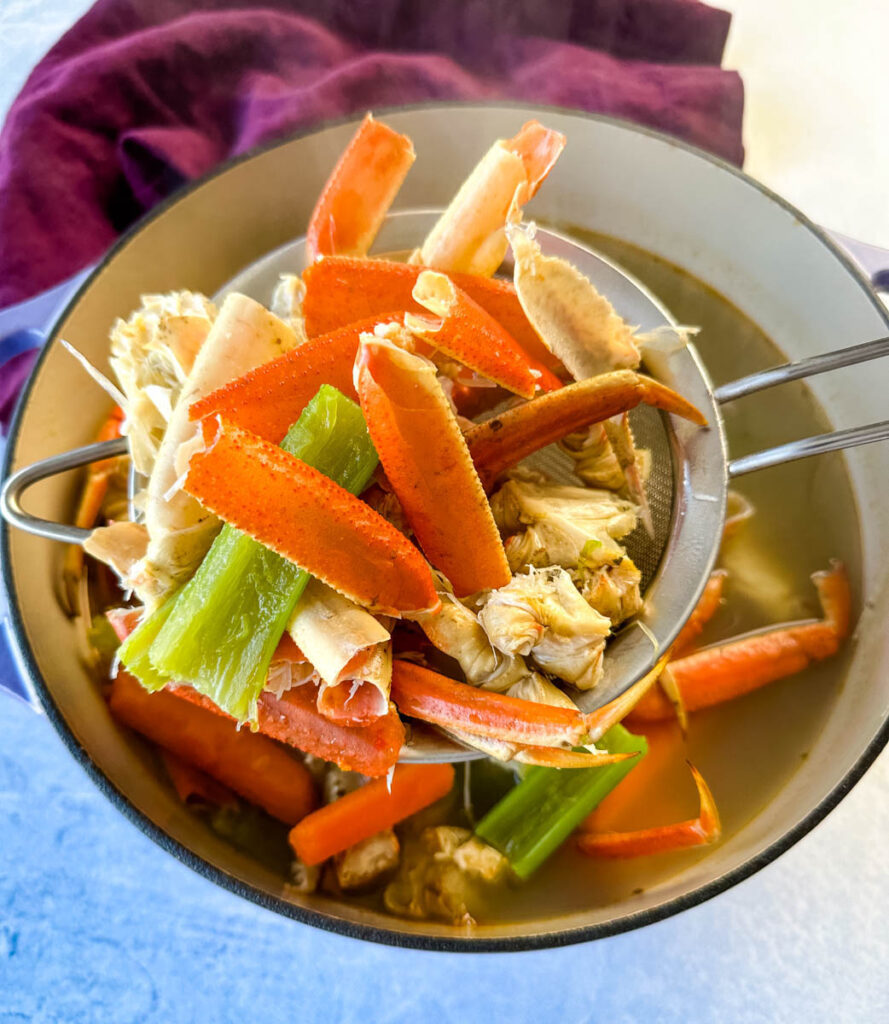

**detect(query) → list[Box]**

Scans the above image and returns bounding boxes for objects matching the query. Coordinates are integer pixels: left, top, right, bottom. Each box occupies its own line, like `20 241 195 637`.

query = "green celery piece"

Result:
131 385 377 720
475 724 647 879
117 598 177 692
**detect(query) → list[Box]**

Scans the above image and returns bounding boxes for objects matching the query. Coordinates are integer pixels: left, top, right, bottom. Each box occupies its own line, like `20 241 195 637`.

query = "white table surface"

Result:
2 3 888 1021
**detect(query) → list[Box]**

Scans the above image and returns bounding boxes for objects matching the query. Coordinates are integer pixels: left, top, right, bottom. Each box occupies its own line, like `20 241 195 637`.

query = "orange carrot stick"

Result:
289 763 455 866
188 316 400 441
576 763 721 858
183 419 439 616
355 339 511 597
302 256 562 379
109 670 316 824
305 113 415 263
159 749 238 808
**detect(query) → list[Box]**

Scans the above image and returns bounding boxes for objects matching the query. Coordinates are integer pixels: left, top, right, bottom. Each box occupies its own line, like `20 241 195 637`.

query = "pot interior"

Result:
4 106 889 949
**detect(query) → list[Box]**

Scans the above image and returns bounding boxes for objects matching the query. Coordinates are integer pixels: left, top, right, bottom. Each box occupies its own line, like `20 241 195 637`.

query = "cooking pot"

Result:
3 104 888 950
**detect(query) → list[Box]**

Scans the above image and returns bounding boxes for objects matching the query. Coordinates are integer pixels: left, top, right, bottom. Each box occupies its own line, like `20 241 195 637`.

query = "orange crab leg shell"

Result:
184 418 439 616
355 338 511 597
301 256 563 380
505 119 567 204
465 370 707 490
408 271 541 398
188 315 402 441
173 680 405 778
514 746 635 769
305 113 415 263
577 763 721 858
629 563 851 723
390 661 591 747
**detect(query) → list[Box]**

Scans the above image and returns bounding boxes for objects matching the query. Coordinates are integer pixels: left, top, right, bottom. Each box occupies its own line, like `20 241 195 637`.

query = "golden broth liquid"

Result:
478 232 861 922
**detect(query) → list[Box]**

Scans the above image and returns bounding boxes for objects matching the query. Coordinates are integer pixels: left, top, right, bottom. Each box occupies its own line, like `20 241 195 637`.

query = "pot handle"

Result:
1 266 97 711
827 230 889 298
0 613 41 710
0 266 94 364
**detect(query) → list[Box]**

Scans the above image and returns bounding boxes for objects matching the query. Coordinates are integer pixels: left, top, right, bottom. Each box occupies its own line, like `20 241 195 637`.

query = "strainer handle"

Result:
727 419 889 477
713 335 889 403
0 437 129 543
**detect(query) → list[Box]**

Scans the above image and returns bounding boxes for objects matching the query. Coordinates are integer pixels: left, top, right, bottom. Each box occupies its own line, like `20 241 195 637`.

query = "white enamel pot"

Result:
2 104 888 950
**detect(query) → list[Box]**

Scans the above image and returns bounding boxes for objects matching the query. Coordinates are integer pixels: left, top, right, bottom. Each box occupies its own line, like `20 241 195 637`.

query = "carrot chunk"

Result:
289 763 455 866
109 670 316 824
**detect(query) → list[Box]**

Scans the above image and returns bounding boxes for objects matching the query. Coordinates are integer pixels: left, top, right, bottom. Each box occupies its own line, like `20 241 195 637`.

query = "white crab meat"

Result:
335 830 401 891
574 556 643 627
384 827 507 925
109 290 216 477
491 476 638 573
138 293 300 610
415 583 527 693
478 567 611 690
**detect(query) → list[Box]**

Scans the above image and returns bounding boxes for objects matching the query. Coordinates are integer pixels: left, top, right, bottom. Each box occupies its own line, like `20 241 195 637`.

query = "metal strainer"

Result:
4 210 889 762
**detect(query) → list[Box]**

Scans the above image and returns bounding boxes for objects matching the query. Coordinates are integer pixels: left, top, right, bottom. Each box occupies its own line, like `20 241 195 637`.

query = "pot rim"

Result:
3 100 889 953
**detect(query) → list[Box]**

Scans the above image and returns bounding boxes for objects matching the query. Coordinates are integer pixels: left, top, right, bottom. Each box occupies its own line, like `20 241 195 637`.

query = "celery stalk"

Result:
475 725 647 879
122 385 377 720
117 597 176 692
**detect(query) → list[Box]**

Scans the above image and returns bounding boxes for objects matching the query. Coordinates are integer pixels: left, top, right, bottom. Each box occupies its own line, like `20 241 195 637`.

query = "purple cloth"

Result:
0 0 742 314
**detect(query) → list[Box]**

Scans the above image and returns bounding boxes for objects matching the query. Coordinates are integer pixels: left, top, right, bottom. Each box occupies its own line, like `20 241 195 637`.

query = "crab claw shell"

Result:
407 270 544 398
183 418 439 617
418 120 566 277
466 369 707 490
302 256 564 380
188 315 403 442
390 661 590 748
576 762 721 857
305 113 415 263
355 337 511 598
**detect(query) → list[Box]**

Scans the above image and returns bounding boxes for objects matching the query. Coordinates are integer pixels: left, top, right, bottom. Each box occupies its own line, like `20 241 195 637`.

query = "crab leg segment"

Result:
514 746 635 769
172 680 405 777
629 563 851 723
466 370 706 489
183 418 439 616
187 316 397 440
406 271 547 398
355 338 511 597
390 661 633 758
418 120 566 277
392 661 589 747
577 763 721 858
301 256 563 378
305 113 415 263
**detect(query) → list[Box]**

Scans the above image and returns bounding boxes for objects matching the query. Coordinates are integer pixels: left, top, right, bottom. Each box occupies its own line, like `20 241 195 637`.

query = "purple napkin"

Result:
0 0 742 314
